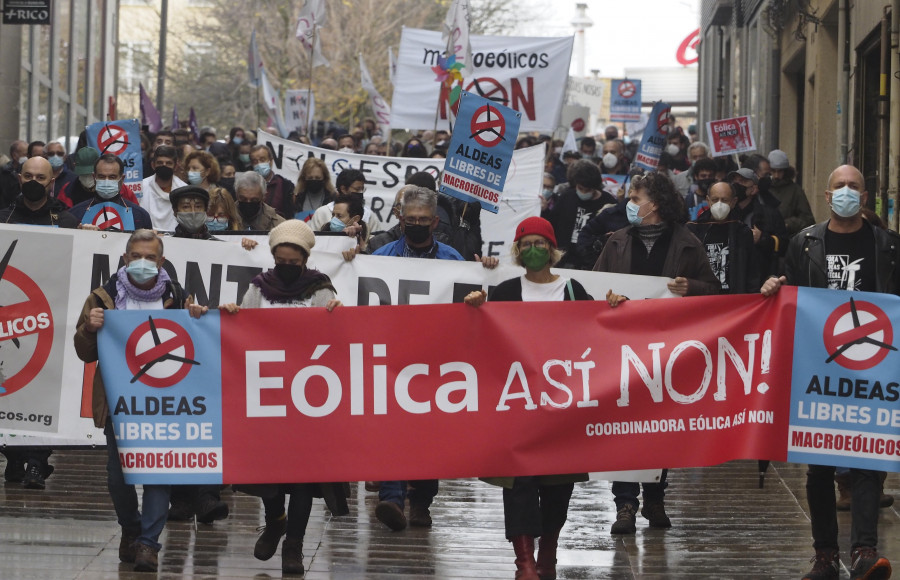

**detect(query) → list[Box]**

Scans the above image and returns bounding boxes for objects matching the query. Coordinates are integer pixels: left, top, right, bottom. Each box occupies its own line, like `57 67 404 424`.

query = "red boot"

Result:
511 535 540 580
535 528 560 580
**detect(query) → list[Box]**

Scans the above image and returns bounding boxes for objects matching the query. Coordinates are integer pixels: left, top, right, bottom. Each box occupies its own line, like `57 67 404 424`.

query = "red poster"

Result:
219 291 796 484
706 115 757 157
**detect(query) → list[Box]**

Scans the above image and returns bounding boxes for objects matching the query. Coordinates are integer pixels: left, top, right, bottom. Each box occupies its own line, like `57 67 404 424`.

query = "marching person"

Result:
219 219 345 576
595 171 719 535
69 154 153 231
73 229 208 572
464 216 590 580
761 164 894 580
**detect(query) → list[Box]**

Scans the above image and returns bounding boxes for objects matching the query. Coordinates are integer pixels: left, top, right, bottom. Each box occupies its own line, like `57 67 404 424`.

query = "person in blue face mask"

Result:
762 165 897 580
44 140 76 198
67 153 153 231
593 171 719 538
322 194 368 259
74 229 208 573
249 144 295 220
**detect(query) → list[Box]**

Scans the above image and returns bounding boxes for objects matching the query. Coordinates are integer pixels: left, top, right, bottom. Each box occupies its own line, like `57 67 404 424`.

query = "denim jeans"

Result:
104 422 171 550
612 469 669 510
379 480 439 509
807 464 880 550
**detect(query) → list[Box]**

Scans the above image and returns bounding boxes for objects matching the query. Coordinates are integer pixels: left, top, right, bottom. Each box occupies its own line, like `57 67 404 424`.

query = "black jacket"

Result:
687 213 761 294
785 220 900 295
542 186 617 265
733 191 788 278
575 198 630 269
0 196 78 228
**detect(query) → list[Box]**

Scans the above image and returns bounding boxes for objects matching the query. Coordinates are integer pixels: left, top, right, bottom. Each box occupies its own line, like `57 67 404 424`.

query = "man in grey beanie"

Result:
767 149 815 236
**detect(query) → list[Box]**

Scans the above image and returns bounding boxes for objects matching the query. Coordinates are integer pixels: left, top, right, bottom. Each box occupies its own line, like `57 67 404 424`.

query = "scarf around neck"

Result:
114 266 171 310
252 267 335 304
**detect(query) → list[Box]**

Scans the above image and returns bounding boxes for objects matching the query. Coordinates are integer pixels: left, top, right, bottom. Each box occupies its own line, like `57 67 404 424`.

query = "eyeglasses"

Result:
403 216 434 226
519 239 550 249
45 151 65 158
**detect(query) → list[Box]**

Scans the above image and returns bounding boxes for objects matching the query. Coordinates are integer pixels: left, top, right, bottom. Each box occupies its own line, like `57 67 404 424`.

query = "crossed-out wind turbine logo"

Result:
823 297 897 371
125 315 200 388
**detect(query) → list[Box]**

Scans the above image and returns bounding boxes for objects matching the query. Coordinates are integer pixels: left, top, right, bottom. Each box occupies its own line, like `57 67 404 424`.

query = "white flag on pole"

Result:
561 127 578 158
296 0 329 68
359 54 392 135
261 69 289 137
388 46 397 86
443 0 472 78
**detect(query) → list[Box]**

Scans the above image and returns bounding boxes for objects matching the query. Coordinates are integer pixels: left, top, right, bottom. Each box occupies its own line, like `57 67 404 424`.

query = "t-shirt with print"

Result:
703 223 731 292
824 225 876 292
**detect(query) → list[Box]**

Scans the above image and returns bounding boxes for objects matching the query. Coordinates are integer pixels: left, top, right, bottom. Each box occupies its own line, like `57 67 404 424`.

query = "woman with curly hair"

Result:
592 170 719 537
183 150 221 190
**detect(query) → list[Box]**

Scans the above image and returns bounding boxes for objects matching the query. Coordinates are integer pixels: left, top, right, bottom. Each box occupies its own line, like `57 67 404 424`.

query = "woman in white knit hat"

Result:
220 219 341 574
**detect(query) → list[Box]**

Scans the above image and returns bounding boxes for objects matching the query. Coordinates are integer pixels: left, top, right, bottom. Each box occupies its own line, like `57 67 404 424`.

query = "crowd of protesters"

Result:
0 117 894 580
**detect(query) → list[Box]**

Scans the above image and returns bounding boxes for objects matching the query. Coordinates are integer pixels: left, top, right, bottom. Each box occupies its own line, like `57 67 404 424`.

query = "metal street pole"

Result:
156 0 169 119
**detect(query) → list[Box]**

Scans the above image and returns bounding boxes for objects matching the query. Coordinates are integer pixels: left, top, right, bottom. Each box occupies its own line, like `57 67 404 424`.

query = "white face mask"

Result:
665 144 680 157
710 201 731 221
602 152 618 169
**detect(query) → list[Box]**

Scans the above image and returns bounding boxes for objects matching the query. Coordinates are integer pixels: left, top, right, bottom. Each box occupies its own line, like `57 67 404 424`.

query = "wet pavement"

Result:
1 450 898 579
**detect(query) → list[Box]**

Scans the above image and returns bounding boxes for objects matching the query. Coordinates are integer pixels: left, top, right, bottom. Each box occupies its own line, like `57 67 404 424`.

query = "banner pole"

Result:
431 33 455 143
304 26 317 137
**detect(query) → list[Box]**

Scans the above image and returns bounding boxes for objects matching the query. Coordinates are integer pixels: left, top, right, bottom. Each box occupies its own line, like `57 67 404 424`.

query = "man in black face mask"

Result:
0 156 77 227
370 186 463 260
684 157 717 220
767 149 814 236
234 170 285 232
368 185 461 533
728 167 788 279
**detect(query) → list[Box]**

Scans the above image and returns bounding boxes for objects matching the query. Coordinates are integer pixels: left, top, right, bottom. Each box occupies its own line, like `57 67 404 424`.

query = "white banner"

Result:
566 76 605 113
390 28 574 132
284 89 315 136
0 226 672 444
257 129 544 263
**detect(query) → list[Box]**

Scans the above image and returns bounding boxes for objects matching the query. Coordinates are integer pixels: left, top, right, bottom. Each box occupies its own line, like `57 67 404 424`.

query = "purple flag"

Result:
189 108 200 144
172 104 179 130
139 83 162 133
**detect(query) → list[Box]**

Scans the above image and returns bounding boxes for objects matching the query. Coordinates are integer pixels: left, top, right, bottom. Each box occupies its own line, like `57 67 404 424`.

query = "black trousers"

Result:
502 476 574 539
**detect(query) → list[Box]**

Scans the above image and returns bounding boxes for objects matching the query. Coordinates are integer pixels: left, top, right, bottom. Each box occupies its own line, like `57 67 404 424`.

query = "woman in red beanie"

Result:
464 215 591 580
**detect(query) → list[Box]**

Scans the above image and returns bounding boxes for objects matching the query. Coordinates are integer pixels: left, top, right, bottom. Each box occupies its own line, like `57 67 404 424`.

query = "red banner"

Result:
219 290 797 484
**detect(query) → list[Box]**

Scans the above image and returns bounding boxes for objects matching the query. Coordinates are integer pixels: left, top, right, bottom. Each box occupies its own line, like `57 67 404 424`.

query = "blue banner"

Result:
610 79 642 122
439 90 521 214
81 202 137 232
789 287 900 471
85 118 144 201
633 102 671 172
98 310 224 485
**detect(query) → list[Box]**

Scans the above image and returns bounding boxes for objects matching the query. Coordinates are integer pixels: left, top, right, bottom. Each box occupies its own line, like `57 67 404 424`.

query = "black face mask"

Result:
274 263 304 285
731 183 748 201
305 179 324 194
154 165 174 181
696 179 715 194
21 180 47 203
238 201 261 220
404 223 432 245
757 176 772 192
